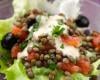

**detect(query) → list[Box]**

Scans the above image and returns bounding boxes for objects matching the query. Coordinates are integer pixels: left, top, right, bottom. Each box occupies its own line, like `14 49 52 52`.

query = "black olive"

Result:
26 18 36 28
1 32 18 50
75 15 89 28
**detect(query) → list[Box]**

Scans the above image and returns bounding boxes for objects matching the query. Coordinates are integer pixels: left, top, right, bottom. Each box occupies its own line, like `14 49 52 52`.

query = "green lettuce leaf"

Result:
32 67 65 80
91 59 100 75
33 75 49 80
5 59 29 80
32 67 51 75
0 60 7 73
54 70 65 80
32 67 50 80
71 73 89 80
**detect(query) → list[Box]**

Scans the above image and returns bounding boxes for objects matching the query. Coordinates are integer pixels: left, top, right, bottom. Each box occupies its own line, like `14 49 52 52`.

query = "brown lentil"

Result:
33 47 39 52
56 54 62 61
48 39 55 45
35 61 42 67
42 61 48 67
35 53 40 60
86 36 93 42
49 49 56 53
31 59 36 66
41 38 48 44
27 47 33 53
65 76 72 80
64 71 71 76
27 71 34 79
63 58 69 63
56 50 62 55
40 54 44 60
68 29 74 35
48 71 55 80
50 53 56 60
24 62 31 68
44 54 50 60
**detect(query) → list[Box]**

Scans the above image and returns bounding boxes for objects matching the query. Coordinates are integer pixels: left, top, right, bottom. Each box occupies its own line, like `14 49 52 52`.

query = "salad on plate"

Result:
0 0 100 80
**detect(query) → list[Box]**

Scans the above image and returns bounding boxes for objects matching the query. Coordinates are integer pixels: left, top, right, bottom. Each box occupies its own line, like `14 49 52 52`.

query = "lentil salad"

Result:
0 9 100 80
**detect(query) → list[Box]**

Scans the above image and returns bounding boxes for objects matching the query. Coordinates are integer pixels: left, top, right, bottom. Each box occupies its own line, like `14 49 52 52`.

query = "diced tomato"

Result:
12 26 29 41
27 52 36 61
58 62 80 73
92 34 100 51
61 35 81 47
76 57 91 75
11 44 21 58
27 52 38 61
70 65 80 73
12 26 22 36
19 30 29 41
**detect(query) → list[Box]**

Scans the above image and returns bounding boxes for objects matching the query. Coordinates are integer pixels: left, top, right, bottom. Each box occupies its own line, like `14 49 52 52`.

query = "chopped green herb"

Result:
19 41 28 50
52 25 65 37
60 44 64 49
48 62 57 70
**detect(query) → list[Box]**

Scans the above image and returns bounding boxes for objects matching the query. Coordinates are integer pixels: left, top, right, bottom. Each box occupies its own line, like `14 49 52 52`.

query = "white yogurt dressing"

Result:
55 37 80 59
18 15 80 59
33 15 68 39
18 42 33 58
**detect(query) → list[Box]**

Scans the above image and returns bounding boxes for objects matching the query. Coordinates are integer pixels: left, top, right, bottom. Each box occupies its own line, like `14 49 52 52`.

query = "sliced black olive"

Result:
75 15 89 28
1 32 18 50
26 18 36 28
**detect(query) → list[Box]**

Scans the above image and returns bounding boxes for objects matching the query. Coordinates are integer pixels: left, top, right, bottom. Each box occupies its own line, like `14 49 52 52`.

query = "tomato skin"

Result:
92 34 100 51
11 44 21 58
12 26 22 36
58 62 80 74
19 30 29 42
27 52 39 61
27 52 36 61
76 58 91 75
12 26 29 41
61 35 81 47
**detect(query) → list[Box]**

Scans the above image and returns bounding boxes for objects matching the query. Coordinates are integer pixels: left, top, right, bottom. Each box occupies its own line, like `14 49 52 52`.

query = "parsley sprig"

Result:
52 25 65 37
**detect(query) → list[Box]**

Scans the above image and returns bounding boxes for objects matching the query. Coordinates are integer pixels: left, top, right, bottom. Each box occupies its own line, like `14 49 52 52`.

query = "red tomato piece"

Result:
12 26 29 41
27 52 35 61
92 34 100 51
27 52 39 61
12 26 22 36
61 35 81 47
11 44 21 58
19 30 29 41
58 62 80 74
76 57 91 75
